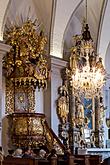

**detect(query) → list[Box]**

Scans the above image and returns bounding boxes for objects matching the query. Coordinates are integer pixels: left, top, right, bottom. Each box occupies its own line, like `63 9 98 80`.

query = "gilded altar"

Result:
56 68 106 149
56 21 106 151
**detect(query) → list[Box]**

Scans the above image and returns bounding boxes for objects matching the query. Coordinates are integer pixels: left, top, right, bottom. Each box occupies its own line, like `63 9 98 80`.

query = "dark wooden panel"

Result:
2 157 35 165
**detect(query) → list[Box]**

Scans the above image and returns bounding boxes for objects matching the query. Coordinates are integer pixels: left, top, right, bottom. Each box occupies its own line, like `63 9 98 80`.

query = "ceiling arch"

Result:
98 0 110 64
0 0 53 44
105 42 110 74
0 0 109 64
5 0 38 25
50 0 83 58
63 15 81 59
0 0 10 40
63 0 104 60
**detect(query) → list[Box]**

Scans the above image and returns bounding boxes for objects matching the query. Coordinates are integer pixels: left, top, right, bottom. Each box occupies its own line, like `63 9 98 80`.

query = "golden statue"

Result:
70 49 78 73
75 97 84 126
57 96 69 124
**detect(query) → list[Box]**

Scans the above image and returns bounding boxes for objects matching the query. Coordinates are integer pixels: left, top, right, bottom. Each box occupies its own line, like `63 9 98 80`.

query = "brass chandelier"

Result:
67 1 106 96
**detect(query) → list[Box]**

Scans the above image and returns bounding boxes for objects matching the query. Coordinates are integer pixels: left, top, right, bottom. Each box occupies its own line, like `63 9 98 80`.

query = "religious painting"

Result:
15 87 28 113
83 97 92 129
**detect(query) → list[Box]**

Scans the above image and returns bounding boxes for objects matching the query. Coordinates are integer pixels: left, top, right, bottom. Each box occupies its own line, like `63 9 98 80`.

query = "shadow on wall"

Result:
2 115 13 156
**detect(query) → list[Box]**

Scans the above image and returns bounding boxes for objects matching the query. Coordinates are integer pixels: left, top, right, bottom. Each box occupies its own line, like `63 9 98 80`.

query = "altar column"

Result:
68 84 76 154
94 91 105 148
94 94 100 147
0 42 11 145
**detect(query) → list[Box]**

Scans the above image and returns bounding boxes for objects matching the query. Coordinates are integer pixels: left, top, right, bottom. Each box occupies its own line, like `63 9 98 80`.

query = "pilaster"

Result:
0 42 11 146
103 80 110 147
44 56 67 135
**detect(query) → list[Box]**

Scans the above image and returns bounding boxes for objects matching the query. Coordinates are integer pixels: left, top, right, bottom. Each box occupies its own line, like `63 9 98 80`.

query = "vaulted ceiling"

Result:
0 0 110 72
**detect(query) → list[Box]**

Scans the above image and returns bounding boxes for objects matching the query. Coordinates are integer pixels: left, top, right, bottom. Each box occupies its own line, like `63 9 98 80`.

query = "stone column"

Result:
0 42 11 147
44 56 67 135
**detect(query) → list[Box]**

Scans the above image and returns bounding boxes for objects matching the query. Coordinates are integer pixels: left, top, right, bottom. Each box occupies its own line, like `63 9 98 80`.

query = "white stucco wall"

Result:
50 57 67 135
50 0 82 58
0 0 9 40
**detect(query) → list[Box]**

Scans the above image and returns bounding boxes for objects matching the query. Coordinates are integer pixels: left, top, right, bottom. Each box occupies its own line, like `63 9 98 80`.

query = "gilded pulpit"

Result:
2 19 64 153
3 19 48 147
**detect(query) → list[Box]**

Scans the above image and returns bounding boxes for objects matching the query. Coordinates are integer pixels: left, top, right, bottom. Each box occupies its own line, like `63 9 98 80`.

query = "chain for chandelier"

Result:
67 0 106 97
86 0 87 23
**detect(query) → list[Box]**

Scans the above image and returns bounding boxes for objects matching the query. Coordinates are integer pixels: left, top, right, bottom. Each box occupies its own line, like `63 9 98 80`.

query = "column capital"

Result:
0 41 11 56
51 56 67 69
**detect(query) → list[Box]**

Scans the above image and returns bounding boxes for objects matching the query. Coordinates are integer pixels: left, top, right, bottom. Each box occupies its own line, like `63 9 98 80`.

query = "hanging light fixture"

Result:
67 0 106 96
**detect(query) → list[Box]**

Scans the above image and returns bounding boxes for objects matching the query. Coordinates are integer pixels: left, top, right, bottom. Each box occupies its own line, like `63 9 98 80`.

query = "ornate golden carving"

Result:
3 19 48 89
4 20 64 152
11 113 64 153
28 117 43 135
53 139 63 154
27 87 35 113
5 85 35 113
14 117 28 135
5 80 14 114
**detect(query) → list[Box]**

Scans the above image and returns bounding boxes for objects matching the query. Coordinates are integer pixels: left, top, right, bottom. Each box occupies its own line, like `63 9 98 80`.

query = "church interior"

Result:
0 0 110 165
